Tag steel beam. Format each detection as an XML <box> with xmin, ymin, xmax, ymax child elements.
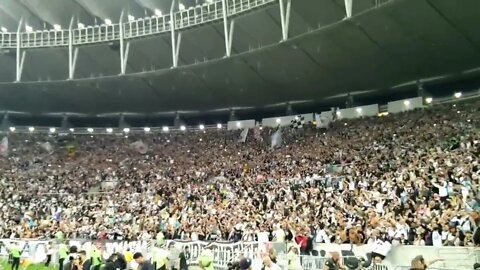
<box><xmin>15</xmin><ymin>18</ymin><xmax>24</xmax><ymax>82</ymax></box>
<box><xmin>221</xmin><ymin>0</ymin><xmax>235</xmax><ymax>57</ymax></box>
<box><xmin>68</xmin><ymin>16</ymin><xmax>78</xmax><ymax>80</ymax></box>
<box><xmin>119</xmin><ymin>10</ymin><xmax>127</xmax><ymax>75</ymax></box>
<box><xmin>344</xmin><ymin>0</ymin><xmax>353</xmax><ymax>18</ymax></box>
<box><xmin>278</xmin><ymin>0</ymin><xmax>291</xmax><ymax>41</ymax></box>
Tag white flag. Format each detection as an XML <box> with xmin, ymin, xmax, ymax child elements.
<box><xmin>0</xmin><ymin>137</ymin><xmax>8</xmax><ymax>157</ymax></box>
<box><xmin>130</xmin><ymin>140</ymin><xmax>148</xmax><ymax>154</ymax></box>
<box><xmin>315</xmin><ymin>113</ymin><xmax>331</xmax><ymax>129</ymax></box>
<box><xmin>41</xmin><ymin>142</ymin><xmax>53</xmax><ymax>153</ymax></box>
<box><xmin>238</xmin><ymin>128</ymin><xmax>249</xmax><ymax>143</ymax></box>
<box><xmin>271</xmin><ymin>129</ymin><xmax>283</xmax><ymax>149</ymax></box>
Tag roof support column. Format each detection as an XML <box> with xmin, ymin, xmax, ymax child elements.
<box><xmin>119</xmin><ymin>10</ymin><xmax>130</xmax><ymax>75</ymax></box>
<box><xmin>344</xmin><ymin>0</ymin><xmax>353</xmax><ymax>18</ymax></box>
<box><xmin>278</xmin><ymin>0</ymin><xmax>291</xmax><ymax>41</ymax></box>
<box><xmin>15</xmin><ymin>18</ymin><xmax>26</xmax><ymax>82</ymax></box>
<box><xmin>170</xmin><ymin>0</ymin><xmax>182</xmax><ymax>68</ymax></box>
<box><xmin>68</xmin><ymin>16</ymin><xmax>78</xmax><ymax>80</ymax></box>
<box><xmin>221</xmin><ymin>0</ymin><xmax>235</xmax><ymax>57</ymax></box>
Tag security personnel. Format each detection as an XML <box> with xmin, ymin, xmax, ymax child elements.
<box><xmin>9</xmin><ymin>242</ymin><xmax>21</xmax><ymax>270</ymax></box>
<box><xmin>124</xmin><ymin>248</ymin><xmax>133</xmax><ymax>267</ymax></box>
<box><xmin>58</xmin><ymin>242</ymin><xmax>69</xmax><ymax>270</ymax></box>
<box><xmin>91</xmin><ymin>247</ymin><xmax>103</xmax><ymax>270</ymax></box>
<box><xmin>152</xmin><ymin>244</ymin><xmax>169</xmax><ymax>270</ymax></box>
<box><xmin>287</xmin><ymin>246</ymin><xmax>301</xmax><ymax>270</ymax></box>
<box><xmin>198</xmin><ymin>248</ymin><xmax>214</xmax><ymax>270</ymax></box>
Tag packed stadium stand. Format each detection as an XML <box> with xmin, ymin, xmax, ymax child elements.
<box><xmin>0</xmin><ymin>0</ymin><xmax>480</xmax><ymax>270</ymax></box>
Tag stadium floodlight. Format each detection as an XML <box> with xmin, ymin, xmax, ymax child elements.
<box><xmin>425</xmin><ymin>97</ymin><xmax>433</xmax><ymax>104</ymax></box>
<box><xmin>276</xmin><ymin>118</ymin><xmax>281</xmax><ymax>124</ymax></box>
<box><xmin>105</xmin><ymin>19</ymin><xmax>112</xmax><ymax>25</ymax></box>
<box><xmin>128</xmin><ymin>15</ymin><xmax>135</xmax><ymax>22</ymax></box>
<box><xmin>454</xmin><ymin>92</ymin><xmax>462</xmax><ymax>98</ymax></box>
<box><xmin>154</xmin><ymin>9</ymin><xmax>162</xmax><ymax>16</ymax></box>
<box><xmin>179</xmin><ymin>3</ymin><xmax>186</xmax><ymax>10</ymax></box>
<box><xmin>356</xmin><ymin>108</ymin><xmax>362</xmax><ymax>113</ymax></box>
<box><xmin>123</xmin><ymin>127</ymin><xmax>130</xmax><ymax>133</ymax></box>
<box><xmin>53</xmin><ymin>24</ymin><xmax>61</xmax><ymax>31</ymax></box>
<box><xmin>217</xmin><ymin>123</ymin><xmax>222</xmax><ymax>129</ymax></box>
<box><xmin>403</xmin><ymin>100</ymin><xmax>410</xmax><ymax>106</ymax></box>
<box><xmin>106</xmin><ymin>128</ymin><xmax>113</xmax><ymax>133</ymax></box>
<box><xmin>180</xmin><ymin>125</ymin><xmax>186</xmax><ymax>131</ymax></box>
<box><xmin>78</xmin><ymin>23</ymin><xmax>85</xmax><ymax>29</ymax></box>
<box><xmin>69</xmin><ymin>128</ymin><xmax>75</xmax><ymax>132</ymax></box>
<box><xmin>1</xmin><ymin>27</ymin><xmax>7</xmax><ymax>33</ymax></box>
<box><xmin>144</xmin><ymin>127</ymin><xmax>151</xmax><ymax>132</ymax></box>
<box><xmin>28</xmin><ymin>127</ymin><xmax>35</xmax><ymax>132</ymax></box>
<box><xmin>25</xmin><ymin>25</ymin><xmax>33</xmax><ymax>32</ymax></box>
<box><xmin>87</xmin><ymin>128</ymin><xmax>94</xmax><ymax>133</ymax></box>
<box><xmin>162</xmin><ymin>126</ymin><xmax>169</xmax><ymax>132</ymax></box>
<box><xmin>9</xmin><ymin>127</ymin><xmax>15</xmax><ymax>132</ymax></box>
<box><xmin>199</xmin><ymin>124</ymin><xmax>205</xmax><ymax>130</ymax></box>
<box><xmin>49</xmin><ymin>127</ymin><xmax>56</xmax><ymax>133</ymax></box>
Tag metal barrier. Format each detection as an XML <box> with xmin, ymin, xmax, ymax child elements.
<box><xmin>0</xmin><ymin>0</ymin><xmax>276</xmax><ymax>49</ymax></box>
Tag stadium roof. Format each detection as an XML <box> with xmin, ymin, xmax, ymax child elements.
<box><xmin>0</xmin><ymin>0</ymin><xmax>480</xmax><ymax>116</ymax></box>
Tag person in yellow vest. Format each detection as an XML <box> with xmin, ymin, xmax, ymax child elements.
<box><xmin>198</xmin><ymin>248</ymin><xmax>214</xmax><ymax>270</ymax></box>
<box><xmin>124</xmin><ymin>248</ymin><xmax>133</xmax><ymax>263</ymax></box>
<box><xmin>287</xmin><ymin>246</ymin><xmax>301</xmax><ymax>270</ymax></box>
<box><xmin>152</xmin><ymin>244</ymin><xmax>169</xmax><ymax>270</ymax></box>
<box><xmin>58</xmin><ymin>242</ymin><xmax>69</xmax><ymax>270</ymax></box>
<box><xmin>91</xmin><ymin>247</ymin><xmax>103</xmax><ymax>270</ymax></box>
<box><xmin>8</xmin><ymin>242</ymin><xmax>21</xmax><ymax>270</ymax></box>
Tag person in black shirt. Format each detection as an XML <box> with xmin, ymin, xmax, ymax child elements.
<box><xmin>178</xmin><ymin>247</ymin><xmax>190</xmax><ymax>270</ymax></box>
<box><xmin>133</xmin><ymin>252</ymin><xmax>154</xmax><ymax>270</ymax></box>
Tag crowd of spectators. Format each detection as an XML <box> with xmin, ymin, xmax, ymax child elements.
<box><xmin>0</xmin><ymin>100</ymin><xmax>479</xmax><ymax>251</ymax></box>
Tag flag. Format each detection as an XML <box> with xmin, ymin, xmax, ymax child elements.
<box><xmin>253</xmin><ymin>127</ymin><xmax>263</xmax><ymax>142</ymax></box>
<box><xmin>315</xmin><ymin>113</ymin><xmax>331</xmax><ymax>129</ymax></box>
<box><xmin>290</xmin><ymin>116</ymin><xmax>305</xmax><ymax>129</ymax></box>
<box><xmin>238</xmin><ymin>128</ymin><xmax>249</xmax><ymax>143</ymax></box>
<box><xmin>0</xmin><ymin>137</ymin><xmax>8</xmax><ymax>157</ymax></box>
<box><xmin>66</xmin><ymin>144</ymin><xmax>76</xmax><ymax>157</ymax></box>
<box><xmin>271</xmin><ymin>129</ymin><xmax>283</xmax><ymax>149</ymax></box>
<box><xmin>41</xmin><ymin>142</ymin><xmax>53</xmax><ymax>153</ymax></box>
<box><xmin>131</xmin><ymin>140</ymin><xmax>148</xmax><ymax>154</ymax></box>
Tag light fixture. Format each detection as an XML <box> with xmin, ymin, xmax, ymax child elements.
<box><xmin>336</xmin><ymin>111</ymin><xmax>341</xmax><ymax>116</ymax></box>
<box><xmin>69</xmin><ymin>128</ymin><xmax>75</xmax><ymax>132</ymax></box>
<box><xmin>259</xmin><ymin>127</ymin><xmax>263</xmax><ymax>130</ymax></box>
<box><xmin>199</xmin><ymin>124</ymin><xmax>205</xmax><ymax>130</ymax></box>
<box><xmin>425</xmin><ymin>97</ymin><xmax>433</xmax><ymax>104</ymax></box>
<box><xmin>457</xmin><ymin>111</ymin><xmax>461</xmax><ymax>114</ymax></box>
<box><xmin>77</xmin><ymin>23</ymin><xmax>85</xmax><ymax>29</ymax></box>
<box><xmin>154</xmin><ymin>9</ymin><xmax>163</xmax><ymax>16</ymax></box>
<box><xmin>236</xmin><ymin>122</ymin><xmax>241</xmax><ymax>128</ymax></box>
<box><xmin>53</xmin><ymin>24</ymin><xmax>61</xmax><ymax>31</ymax></box>
<box><xmin>179</xmin><ymin>3</ymin><xmax>186</xmax><ymax>10</ymax></box>
<box><xmin>25</xmin><ymin>25</ymin><xmax>33</xmax><ymax>32</ymax></box>
<box><xmin>356</xmin><ymin>108</ymin><xmax>362</xmax><ymax>113</ymax></box>
<box><xmin>162</xmin><ymin>126</ymin><xmax>169</xmax><ymax>132</ymax></box>
<box><xmin>105</xmin><ymin>19</ymin><xmax>112</xmax><ymax>25</ymax></box>
<box><xmin>128</xmin><ymin>15</ymin><xmax>135</xmax><ymax>22</ymax></box>
<box><xmin>403</xmin><ymin>100</ymin><xmax>410</xmax><ymax>106</ymax></box>
<box><xmin>106</xmin><ymin>128</ymin><xmax>113</xmax><ymax>133</ymax></box>
<box><xmin>217</xmin><ymin>123</ymin><xmax>222</xmax><ymax>129</ymax></box>
<box><xmin>28</xmin><ymin>127</ymin><xmax>35</xmax><ymax>132</ymax></box>
<box><xmin>180</xmin><ymin>125</ymin><xmax>186</xmax><ymax>131</ymax></box>
<box><xmin>276</xmin><ymin>118</ymin><xmax>281</xmax><ymax>124</ymax></box>
<box><xmin>1</xmin><ymin>27</ymin><xmax>7</xmax><ymax>33</ymax></box>
<box><xmin>9</xmin><ymin>127</ymin><xmax>15</xmax><ymax>132</ymax></box>
<box><xmin>199</xmin><ymin>138</ymin><xmax>202</xmax><ymax>142</ymax></box>
<box><xmin>294</xmin><ymin>116</ymin><xmax>299</xmax><ymax>120</ymax></box>
<box><xmin>144</xmin><ymin>127</ymin><xmax>151</xmax><ymax>132</ymax></box>
<box><xmin>344</xmin><ymin>123</ymin><xmax>347</xmax><ymax>126</ymax></box>
<box><xmin>87</xmin><ymin>128</ymin><xmax>94</xmax><ymax>133</ymax></box>
<box><xmin>454</xmin><ymin>92</ymin><xmax>462</xmax><ymax>98</ymax></box>
<box><xmin>49</xmin><ymin>127</ymin><xmax>56</xmax><ymax>133</ymax></box>
<box><xmin>123</xmin><ymin>128</ymin><xmax>130</xmax><ymax>133</ymax></box>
